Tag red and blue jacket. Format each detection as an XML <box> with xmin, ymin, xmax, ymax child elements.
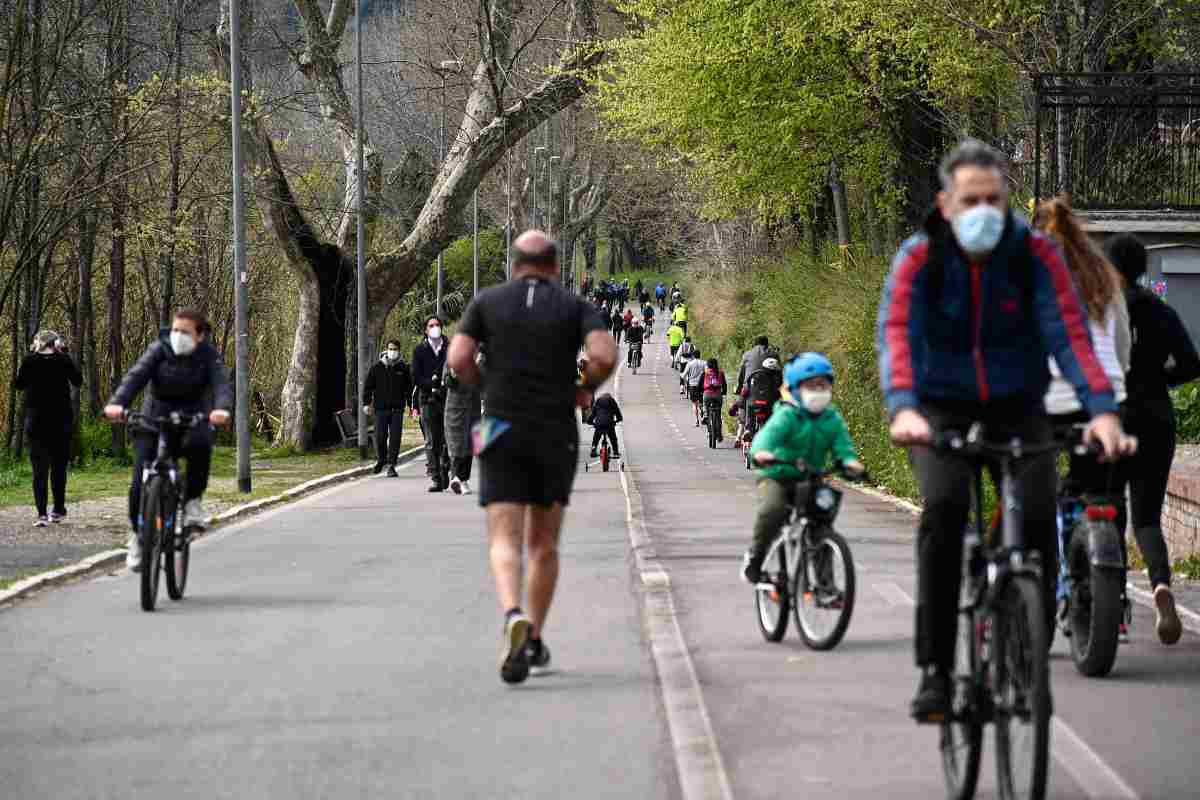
<box><xmin>877</xmin><ymin>210</ymin><xmax>1116</xmax><ymax>419</ymax></box>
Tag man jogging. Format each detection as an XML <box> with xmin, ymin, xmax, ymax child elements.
<box><xmin>448</xmin><ymin>230</ymin><xmax>617</xmax><ymax>685</ymax></box>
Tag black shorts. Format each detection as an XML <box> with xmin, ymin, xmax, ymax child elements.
<box><xmin>670</xmin><ymin>345</ymin><xmax>679</xmax><ymax>358</ymax></box>
<box><xmin>688</xmin><ymin>385</ymin><xmax>703</xmax><ymax>403</ymax></box>
<box><xmin>479</xmin><ymin>423</ymin><xmax>579</xmax><ymax>507</ymax></box>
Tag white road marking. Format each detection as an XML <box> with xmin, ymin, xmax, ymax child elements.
<box><xmin>873</xmin><ymin>581</ymin><xmax>914</xmax><ymax>607</ymax></box>
<box><xmin>1052</xmin><ymin>718</ymin><xmax>1140</xmax><ymax>800</ymax></box>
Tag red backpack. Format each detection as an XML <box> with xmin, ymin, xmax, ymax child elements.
<box><xmin>703</xmin><ymin>368</ymin><xmax>723</xmax><ymax>393</ymax></box>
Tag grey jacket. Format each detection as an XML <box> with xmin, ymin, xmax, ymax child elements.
<box><xmin>443</xmin><ymin>365</ymin><xmax>482</xmax><ymax>462</ymax></box>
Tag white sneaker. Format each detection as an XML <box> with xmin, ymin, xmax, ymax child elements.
<box><xmin>460</xmin><ymin>480</ymin><xmax>472</xmax><ymax>495</ymax></box>
<box><xmin>182</xmin><ymin>499</ymin><xmax>207</xmax><ymax>531</ymax></box>
<box><xmin>33</xmin><ymin>516</ymin><xmax>48</xmax><ymax>528</ymax></box>
<box><xmin>449</xmin><ymin>476</ymin><xmax>463</xmax><ymax>495</ymax></box>
<box><xmin>125</xmin><ymin>533</ymin><xmax>143</xmax><ymax>572</ymax></box>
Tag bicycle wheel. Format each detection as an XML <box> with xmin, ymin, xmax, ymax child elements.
<box><xmin>166</xmin><ymin>506</ymin><xmax>190</xmax><ymax>601</ymax></box>
<box><xmin>139</xmin><ymin>477</ymin><xmax>165</xmax><ymax>612</ymax></box>
<box><xmin>755</xmin><ymin>538</ymin><xmax>790</xmax><ymax>642</ymax></box>
<box><xmin>994</xmin><ymin>575</ymin><xmax>1051</xmax><ymax>800</ymax></box>
<box><xmin>1066</xmin><ymin>533</ymin><xmax>1122</xmax><ymax>677</ymax></box>
<box><xmin>793</xmin><ymin>526</ymin><xmax>855</xmax><ymax>650</ymax></box>
<box><xmin>942</xmin><ymin>589</ymin><xmax>983</xmax><ymax>800</ymax></box>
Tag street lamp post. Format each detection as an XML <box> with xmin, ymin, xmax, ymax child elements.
<box><xmin>548</xmin><ymin>155</ymin><xmax>560</xmax><ymax>279</ymax></box>
<box><xmin>533</xmin><ymin>146</ymin><xmax>546</xmax><ymax>229</ymax></box>
<box><xmin>435</xmin><ymin>59</ymin><xmax>462</xmax><ymax>319</ymax></box>
<box><xmin>229</xmin><ymin>0</ymin><xmax>250</xmax><ymax>491</ymax></box>
<box><xmin>354</xmin><ymin>0</ymin><xmax>368</xmax><ymax>459</ymax></box>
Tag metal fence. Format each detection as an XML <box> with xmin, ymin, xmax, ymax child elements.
<box><xmin>1034</xmin><ymin>73</ymin><xmax>1200</xmax><ymax>210</ymax></box>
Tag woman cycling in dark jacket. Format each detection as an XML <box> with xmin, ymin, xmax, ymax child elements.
<box><xmin>104</xmin><ymin>308</ymin><xmax>232</xmax><ymax>572</ymax></box>
<box><xmin>1106</xmin><ymin>234</ymin><xmax>1200</xmax><ymax>644</ymax></box>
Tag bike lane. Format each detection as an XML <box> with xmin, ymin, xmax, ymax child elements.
<box><xmin>616</xmin><ymin>335</ymin><xmax>1194</xmax><ymax>799</ymax></box>
<box><xmin>0</xmin><ymin>435</ymin><xmax>675</xmax><ymax>798</ymax></box>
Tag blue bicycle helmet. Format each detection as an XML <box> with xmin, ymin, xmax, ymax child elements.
<box><xmin>784</xmin><ymin>352</ymin><xmax>835</xmax><ymax>389</ymax></box>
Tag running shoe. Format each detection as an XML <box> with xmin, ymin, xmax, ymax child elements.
<box><xmin>372</xmin><ymin>461</ymin><xmax>385</xmax><ymax>475</ymax></box>
<box><xmin>182</xmin><ymin>499</ymin><xmax>208</xmax><ymax>531</ymax></box>
<box><xmin>449</xmin><ymin>476</ymin><xmax>463</xmax><ymax>495</ymax></box>
<box><xmin>1154</xmin><ymin>584</ymin><xmax>1183</xmax><ymax>645</ymax></box>
<box><xmin>386</xmin><ymin>466</ymin><xmax>399</xmax><ymax>478</ymax></box>
<box><xmin>527</xmin><ymin>637</ymin><xmax>552</xmax><ymax>676</ymax></box>
<box><xmin>741</xmin><ymin>551</ymin><xmax>762</xmax><ymax>584</ymax></box>
<box><xmin>33</xmin><ymin>516</ymin><xmax>49</xmax><ymax>528</ymax></box>
<box><xmin>460</xmin><ymin>481</ymin><xmax>473</xmax><ymax>495</ymax></box>
<box><xmin>50</xmin><ymin>509</ymin><xmax>67</xmax><ymax>523</ymax></box>
<box><xmin>500</xmin><ymin>613</ymin><xmax>532</xmax><ymax>684</ymax></box>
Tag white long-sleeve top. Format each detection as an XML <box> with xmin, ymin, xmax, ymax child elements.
<box><xmin>1045</xmin><ymin>293</ymin><xmax>1130</xmax><ymax>415</ymax></box>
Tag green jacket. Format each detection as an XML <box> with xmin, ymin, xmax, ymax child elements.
<box><xmin>749</xmin><ymin>400</ymin><xmax>857</xmax><ymax>481</ymax></box>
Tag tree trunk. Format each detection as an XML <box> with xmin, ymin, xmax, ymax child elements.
<box><xmin>160</xmin><ymin>4</ymin><xmax>184</xmax><ymax>327</ymax></box>
<box><xmin>829</xmin><ymin>160</ymin><xmax>851</xmax><ymax>247</ymax></box>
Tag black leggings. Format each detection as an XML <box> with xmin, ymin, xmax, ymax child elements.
<box><xmin>591</xmin><ymin>425</ymin><xmax>618</xmax><ymax>454</ymax></box>
<box><xmin>29</xmin><ymin>434</ymin><xmax>69</xmax><ymax>516</ymax></box>
<box><xmin>1125</xmin><ymin>415</ymin><xmax>1176</xmax><ymax>587</ymax></box>
<box><xmin>128</xmin><ymin>435</ymin><xmax>212</xmax><ymax>532</ymax></box>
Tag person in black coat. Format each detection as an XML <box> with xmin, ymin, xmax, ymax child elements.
<box><xmin>1106</xmin><ymin>234</ymin><xmax>1200</xmax><ymax>644</ymax></box>
<box><xmin>411</xmin><ymin>315</ymin><xmax>450</xmax><ymax>491</ymax></box>
<box><xmin>587</xmin><ymin>392</ymin><xmax>622</xmax><ymax>458</ymax></box>
<box><xmin>105</xmin><ymin>308</ymin><xmax>232</xmax><ymax>572</ymax></box>
<box><xmin>364</xmin><ymin>340</ymin><xmax>412</xmax><ymax>476</ymax></box>
<box><xmin>610</xmin><ymin>308</ymin><xmax>624</xmax><ymax>345</ymax></box>
<box><xmin>15</xmin><ymin>330</ymin><xmax>82</xmax><ymax>526</ymax></box>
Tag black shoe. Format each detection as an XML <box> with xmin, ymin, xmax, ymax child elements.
<box><xmin>386</xmin><ymin>466</ymin><xmax>399</xmax><ymax>477</ymax></box>
<box><xmin>526</xmin><ymin>637</ymin><xmax>552</xmax><ymax>676</ymax></box>
<box><xmin>428</xmin><ymin>481</ymin><xmax>444</xmax><ymax>492</ymax></box>
<box><xmin>910</xmin><ymin>668</ymin><xmax>951</xmax><ymax>722</ymax></box>
<box><xmin>500</xmin><ymin>613</ymin><xmax>533</xmax><ymax>684</ymax></box>
<box><xmin>611</xmin><ymin>450</ymin><xmax>621</xmax><ymax>458</ymax></box>
<box><xmin>741</xmin><ymin>551</ymin><xmax>763</xmax><ymax>584</ymax></box>
<box><xmin>372</xmin><ymin>461</ymin><xmax>385</xmax><ymax>475</ymax></box>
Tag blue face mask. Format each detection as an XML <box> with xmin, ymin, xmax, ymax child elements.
<box><xmin>951</xmin><ymin>204</ymin><xmax>1005</xmax><ymax>256</ymax></box>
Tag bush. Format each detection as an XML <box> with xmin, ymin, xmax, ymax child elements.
<box><xmin>1172</xmin><ymin>384</ymin><xmax>1200</xmax><ymax>443</ymax></box>
<box><xmin>682</xmin><ymin>245</ymin><xmax>920</xmax><ymax>501</ymax></box>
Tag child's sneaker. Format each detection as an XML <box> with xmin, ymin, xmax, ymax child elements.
<box><xmin>741</xmin><ymin>551</ymin><xmax>762</xmax><ymax>584</ymax></box>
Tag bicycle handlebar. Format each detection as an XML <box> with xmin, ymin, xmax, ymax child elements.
<box><xmin>933</xmin><ymin>423</ymin><xmax>1063</xmax><ymax>460</ymax></box>
<box><xmin>753</xmin><ymin>456</ymin><xmax>869</xmax><ymax>483</ymax></box>
<box><xmin>119</xmin><ymin>410</ymin><xmax>209</xmax><ymax>432</ymax></box>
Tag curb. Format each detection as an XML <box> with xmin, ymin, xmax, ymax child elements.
<box><xmin>0</xmin><ymin>445</ymin><xmax>424</xmax><ymax>608</ymax></box>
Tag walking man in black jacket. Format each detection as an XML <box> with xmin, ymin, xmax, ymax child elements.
<box><xmin>364</xmin><ymin>340</ymin><xmax>412</xmax><ymax>476</ymax></box>
<box><xmin>412</xmin><ymin>316</ymin><xmax>450</xmax><ymax>491</ymax></box>
<box><xmin>15</xmin><ymin>330</ymin><xmax>82</xmax><ymax>526</ymax></box>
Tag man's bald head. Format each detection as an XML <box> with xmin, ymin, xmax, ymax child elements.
<box><xmin>512</xmin><ymin>230</ymin><xmax>559</xmax><ymax>273</ymax></box>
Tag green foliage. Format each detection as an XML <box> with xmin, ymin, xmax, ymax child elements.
<box><xmin>1172</xmin><ymin>384</ymin><xmax>1200</xmax><ymax>443</ymax></box>
<box><xmin>683</xmin><ymin>245</ymin><xmax>919</xmax><ymax>500</ymax></box>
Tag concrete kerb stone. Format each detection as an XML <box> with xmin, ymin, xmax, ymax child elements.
<box><xmin>0</xmin><ymin>445</ymin><xmax>424</xmax><ymax>608</ymax></box>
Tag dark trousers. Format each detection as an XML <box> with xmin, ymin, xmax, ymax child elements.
<box><xmin>591</xmin><ymin>425</ymin><xmax>618</xmax><ymax>455</ymax></box>
<box><xmin>612</xmin><ymin>326</ymin><xmax>623</xmax><ymax>345</ymax></box>
<box><xmin>909</xmin><ymin>408</ymin><xmax>1057</xmax><ymax>671</ymax></box>
<box><xmin>128</xmin><ymin>434</ymin><xmax>212</xmax><ymax>532</ymax></box>
<box><xmin>1125</xmin><ymin>414</ymin><xmax>1176</xmax><ymax>587</ymax></box>
<box><xmin>375</xmin><ymin>409</ymin><xmax>404</xmax><ymax>466</ymax></box>
<box><xmin>29</xmin><ymin>433</ymin><xmax>69</xmax><ymax>516</ymax></box>
<box><xmin>421</xmin><ymin>399</ymin><xmax>447</xmax><ymax>479</ymax></box>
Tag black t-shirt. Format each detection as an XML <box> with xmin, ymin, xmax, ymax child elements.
<box><xmin>459</xmin><ymin>276</ymin><xmax>608</xmax><ymax>429</ymax></box>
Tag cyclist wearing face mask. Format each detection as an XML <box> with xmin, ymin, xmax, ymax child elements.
<box><xmin>741</xmin><ymin>353</ymin><xmax>863</xmax><ymax>583</ymax></box>
<box><xmin>364</xmin><ymin>340</ymin><xmax>413</xmax><ymax>476</ymax></box>
<box><xmin>878</xmin><ymin>139</ymin><xmax>1134</xmax><ymax>721</ymax></box>
<box><xmin>105</xmin><ymin>309</ymin><xmax>232</xmax><ymax>571</ymax></box>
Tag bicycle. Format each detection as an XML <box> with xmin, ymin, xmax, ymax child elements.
<box><xmin>584</xmin><ymin>428</ymin><xmax>622</xmax><ymax>473</ymax></box>
<box><xmin>644</xmin><ymin>318</ymin><xmax>654</xmax><ymax>341</ymax></box>
<box><xmin>122</xmin><ymin>411</ymin><xmax>209</xmax><ymax>611</ymax></box>
<box><xmin>935</xmin><ymin>424</ymin><xmax>1053</xmax><ymax>800</ymax></box>
<box><xmin>629</xmin><ymin>341</ymin><xmax>643</xmax><ymax>374</ymax></box>
<box><xmin>752</xmin><ymin>458</ymin><xmax>862</xmax><ymax>649</ymax></box>
<box><xmin>1053</xmin><ymin>425</ymin><xmax>1127</xmax><ymax>677</ymax></box>
<box><xmin>704</xmin><ymin>398</ymin><xmax>722</xmax><ymax>449</ymax></box>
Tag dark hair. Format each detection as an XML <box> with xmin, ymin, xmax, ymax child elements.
<box><xmin>692</xmin><ymin>349</ymin><xmax>701</xmax><ymax>359</ymax></box>
<box><xmin>1105</xmin><ymin>233</ymin><xmax>1148</xmax><ymax>285</ymax></box>
<box><xmin>707</xmin><ymin>358</ymin><xmax>718</xmax><ymax>369</ymax></box>
<box><xmin>938</xmin><ymin>138</ymin><xmax>1008</xmax><ymax>190</ymax></box>
<box><xmin>386</xmin><ymin>339</ymin><xmax>401</xmax><ymax>349</ymax></box>
<box><xmin>173</xmin><ymin>308</ymin><xmax>210</xmax><ymax>335</ymax></box>
<box><xmin>755</xmin><ymin>335</ymin><xmax>768</xmax><ymax>347</ymax></box>
<box><xmin>425</xmin><ymin>315</ymin><xmax>442</xmax><ymax>328</ymax></box>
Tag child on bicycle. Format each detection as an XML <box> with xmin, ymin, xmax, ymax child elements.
<box><xmin>741</xmin><ymin>352</ymin><xmax>863</xmax><ymax>583</ymax></box>
<box><xmin>587</xmin><ymin>392</ymin><xmax>622</xmax><ymax>459</ymax></box>
<box><xmin>105</xmin><ymin>308</ymin><xmax>232</xmax><ymax>572</ymax></box>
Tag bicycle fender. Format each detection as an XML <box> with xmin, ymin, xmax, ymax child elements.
<box><xmin>1085</xmin><ymin>520</ymin><xmax>1125</xmax><ymax>570</ymax></box>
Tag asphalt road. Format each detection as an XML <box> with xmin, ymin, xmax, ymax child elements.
<box><xmin>3</xmin><ymin>328</ymin><xmax>1199</xmax><ymax>800</ymax></box>
<box><xmin>620</xmin><ymin>335</ymin><xmax>1200</xmax><ymax>799</ymax></box>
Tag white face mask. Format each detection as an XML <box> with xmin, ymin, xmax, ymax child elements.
<box><xmin>427</xmin><ymin>326</ymin><xmax>442</xmax><ymax>341</ymax></box>
<box><xmin>951</xmin><ymin>204</ymin><xmax>1005</xmax><ymax>256</ymax></box>
<box><xmin>386</xmin><ymin>349</ymin><xmax>400</xmax><ymax>363</ymax></box>
<box><xmin>170</xmin><ymin>331</ymin><xmax>197</xmax><ymax>356</ymax></box>
<box><xmin>800</xmin><ymin>388</ymin><xmax>832</xmax><ymax>415</ymax></box>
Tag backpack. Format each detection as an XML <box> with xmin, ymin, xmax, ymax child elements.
<box><xmin>703</xmin><ymin>368</ymin><xmax>723</xmax><ymax>393</ymax></box>
<box><xmin>748</xmin><ymin>368</ymin><xmax>782</xmax><ymax>403</ymax></box>
<box><xmin>679</xmin><ymin>341</ymin><xmax>694</xmax><ymax>358</ymax></box>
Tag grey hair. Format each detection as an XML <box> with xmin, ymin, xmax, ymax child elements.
<box><xmin>938</xmin><ymin>138</ymin><xmax>1008</xmax><ymax>190</ymax></box>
